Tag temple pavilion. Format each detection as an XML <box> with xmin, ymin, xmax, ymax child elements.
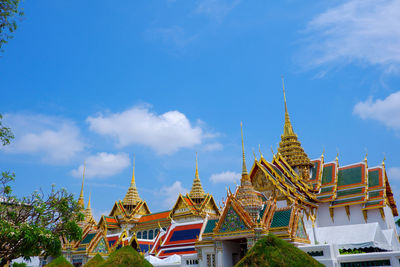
<box><xmin>40</xmin><ymin>81</ymin><xmax>400</xmax><ymax>267</ymax></box>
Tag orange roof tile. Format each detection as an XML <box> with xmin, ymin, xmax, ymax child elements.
<box><xmin>139</xmin><ymin>211</ymin><xmax>170</xmax><ymax>223</ymax></box>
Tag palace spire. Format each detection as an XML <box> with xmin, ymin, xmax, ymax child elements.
<box><xmin>282</xmin><ymin>78</ymin><xmax>295</xmax><ymax>137</ymax></box>
<box><xmin>278</xmin><ymin>77</ymin><xmax>313</xmax><ymax>181</ymax></box>
<box><xmin>189</xmin><ymin>153</ymin><xmax>206</xmax><ymax>201</ymax></box>
<box><xmin>236</xmin><ymin>122</ymin><xmax>262</xmax><ymax>220</ymax></box>
<box><xmin>78</xmin><ymin>162</ymin><xmax>86</xmax><ymax>208</ymax></box>
<box><xmin>241</xmin><ymin>122</ymin><xmax>249</xmax><ymax>179</ymax></box>
<box><xmin>123</xmin><ymin>155</ymin><xmax>141</xmax><ymax>206</ymax></box>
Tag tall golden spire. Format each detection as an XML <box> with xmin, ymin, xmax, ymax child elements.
<box><xmin>236</xmin><ymin>123</ymin><xmax>262</xmax><ymax>220</ymax></box>
<box><xmin>123</xmin><ymin>155</ymin><xmax>141</xmax><ymax>206</ymax></box>
<box><xmin>78</xmin><ymin>162</ymin><xmax>86</xmax><ymax>208</ymax></box>
<box><xmin>83</xmin><ymin>192</ymin><xmax>96</xmax><ymax>224</ymax></box>
<box><xmin>131</xmin><ymin>154</ymin><xmax>136</xmax><ymax>186</ymax></box>
<box><xmin>282</xmin><ymin>76</ymin><xmax>295</xmax><ymax>137</ymax></box>
<box><xmin>278</xmin><ymin>78</ymin><xmax>313</xmax><ymax>181</ymax></box>
<box><xmin>241</xmin><ymin>122</ymin><xmax>248</xmax><ymax>176</ymax></box>
<box><xmin>189</xmin><ymin>152</ymin><xmax>206</xmax><ymax>201</ymax></box>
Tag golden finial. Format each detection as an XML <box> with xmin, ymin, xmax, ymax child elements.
<box><xmin>382</xmin><ymin>153</ymin><xmax>386</xmax><ymax>166</ymax></box>
<box><xmin>252</xmin><ymin>148</ymin><xmax>257</xmax><ymax>161</ymax></box>
<box><xmin>240</xmin><ymin>122</ymin><xmax>248</xmax><ymax>175</ymax></box>
<box><xmin>195</xmin><ymin>152</ymin><xmax>199</xmax><ymax>179</ymax></box>
<box><xmin>282</xmin><ymin>76</ymin><xmax>295</xmax><ymax>137</ymax></box>
<box><xmin>270</xmin><ymin>146</ymin><xmax>274</xmax><ymax>155</ymax></box>
<box><xmin>78</xmin><ymin>161</ymin><xmax>86</xmax><ymax>208</ymax></box>
<box><xmin>321</xmin><ymin>148</ymin><xmax>325</xmax><ymax>159</ymax></box>
<box><xmin>259</xmin><ymin>144</ymin><xmax>263</xmax><ymax>158</ymax></box>
<box><xmin>336</xmin><ymin>148</ymin><xmax>339</xmax><ymax>164</ymax></box>
<box><xmin>364</xmin><ymin>148</ymin><xmax>368</xmax><ymax>161</ymax></box>
<box><xmin>87</xmin><ymin>191</ymin><xmax>91</xmax><ymax>209</ymax></box>
<box><xmin>131</xmin><ymin>154</ymin><xmax>136</xmax><ymax>186</ymax></box>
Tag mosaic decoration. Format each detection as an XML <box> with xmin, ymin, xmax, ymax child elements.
<box><xmin>219</xmin><ymin>207</ymin><xmax>248</xmax><ymax>233</ymax></box>
<box><xmin>296</xmin><ymin>218</ymin><xmax>307</xmax><ymax>240</ymax></box>
<box><xmin>93</xmin><ymin>238</ymin><xmax>108</xmax><ymax>254</ymax></box>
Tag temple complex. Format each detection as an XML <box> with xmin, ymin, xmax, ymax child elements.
<box><xmin>40</xmin><ymin>82</ymin><xmax>400</xmax><ymax>267</ymax></box>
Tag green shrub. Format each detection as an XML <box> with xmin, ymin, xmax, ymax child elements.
<box><xmin>235</xmin><ymin>234</ymin><xmax>324</xmax><ymax>267</ymax></box>
<box><xmin>46</xmin><ymin>256</ymin><xmax>73</xmax><ymax>267</ymax></box>
<box><xmin>12</xmin><ymin>263</ymin><xmax>27</xmax><ymax>267</ymax></box>
<box><xmin>100</xmin><ymin>246</ymin><xmax>152</xmax><ymax>267</ymax></box>
<box><xmin>84</xmin><ymin>254</ymin><xmax>105</xmax><ymax>267</ymax></box>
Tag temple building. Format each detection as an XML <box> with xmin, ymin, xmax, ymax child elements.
<box><xmin>41</xmin><ymin>82</ymin><xmax>400</xmax><ymax>267</ymax></box>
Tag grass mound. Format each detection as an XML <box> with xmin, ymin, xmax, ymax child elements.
<box><xmin>235</xmin><ymin>234</ymin><xmax>323</xmax><ymax>267</ymax></box>
<box><xmin>99</xmin><ymin>246</ymin><xmax>152</xmax><ymax>267</ymax></box>
<box><xmin>46</xmin><ymin>256</ymin><xmax>73</xmax><ymax>267</ymax></box>
<box><xmin>84</xmin><ymin>254</ymin><xmax>104</xmax><ymax>267</ymax></box>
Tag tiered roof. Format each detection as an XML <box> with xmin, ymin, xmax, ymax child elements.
<box><xmin>123</xmin><ymin>158</ymin><xmax>141</xmax><ymax>206</ymax></box>
<box><xmin>189</xmin><ymin>153</ymin><xmax>206</xmax><ymax>201</ymax></box>
<box><xmin>277</xmin><ymin>80</ymin><xmax>313</xmax><ymax>181</ymax></box>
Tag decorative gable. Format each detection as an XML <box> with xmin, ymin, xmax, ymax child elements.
<box><xmin>93</xmin><ymin>238</ymin><xmax>108</xmax><ymax>254</ymax></box>
<box><xmin>218</xmin><ymin>206</ymin><xmax>249</xmax><ymax>233</ymax></box>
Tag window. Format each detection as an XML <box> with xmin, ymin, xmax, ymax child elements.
<box><xmin>155</xmin><ymin>229</ymin><xmax>159</xmax><ymax>237</ymax></box>
<box><xmin>143</xmin><ymin>231</ymin><xmax>147</xmax><ymax>239</ymax></box>
<box><xmin>149</xmin><ymin>230</ymin><xmax>154</xmax><ymax>239</ymax></box>
<box><xmin>207</xmin><ymin>254</ymin><xmax>215</xmax><ymax>267</ymax></box>
<box><xmin>137</xmin><ymin>232</ymin><xmax>141</xmax><ymax>239</ymax></box>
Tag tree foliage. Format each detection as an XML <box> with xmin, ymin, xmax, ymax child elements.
<box><xmin>0</xmin><ymin>115</ymin><xmax>83</xmax><ymax>266</ymax></box>
<box><xmin>0</xmin><ymin>0</ymin><xmax>24</xmax><ymax>52</ymax></box>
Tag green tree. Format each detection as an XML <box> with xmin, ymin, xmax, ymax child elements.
<box><xmin>0</xmin><ymin>0</ymin><xmax>24</xmax><ymax>52</ymax></box>
<box><xmin>0</xmin><ymin>115</ymin><xmax>83</xmax><ymax>266</ymax></box>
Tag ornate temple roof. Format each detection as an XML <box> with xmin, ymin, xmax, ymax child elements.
<box><xmin>123</xmin><ymin>157</ymin><xmax>142</xmax><ymax>206</ymax></box>
<box><xmin>189</xmin><ymin>153</ymin><xmax>206</xmax><ymax>200</ymax></box>
<box><xmin>277</xmin><ymin>79</ymin><xmax>313</xmax><ymax>179</ymax></box>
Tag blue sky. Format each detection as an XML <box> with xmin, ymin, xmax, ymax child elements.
<box><xmin>1</xmin><ymin>0</ymin><xmax>400</xmax><ymax>220</ymax></box>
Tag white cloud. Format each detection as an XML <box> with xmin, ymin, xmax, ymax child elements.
<box><xmin>304</xmin><ymin>0</ymin><xmax>400</xmax><ymax>68</ymax></box>
<box><xmin>195</xmin><ymin>0</ymin><xmax>240</xmax><ymax>21</ymax></box>
<box><xmin>71</xmin><ymin>152</ymin><xmax>130</xmax><ymax>178</ymax></box>
<box><xmin>159</xmin><ymin>181</ymin><xmax>188</xmax><ymax>209</ymax></box>
<box><xmin>1</xmin><ymin>114</ymin><xmax>84</xmax><ymax>162</ymax></box>
<box><xmin>353</xmin><ymin>91</ymin><xmax>400</xmax><ymax>129</ymax></box>
<box><xmin>87</xmin><ymin>106</ymin><xmax>206</xmax><ymax>155</ymax></box>
<box><xmin>388</xmin><ymin>167</ymin><xmax>400</xmax><ymax>181</ymax></box>
<box><xmin>210</xmin><ymin>171</ymin><xmax>240</xmax><ymax>183</ymax></box>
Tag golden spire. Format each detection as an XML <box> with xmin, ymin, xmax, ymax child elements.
<box><xmin>123</xmin><ymin>155</ymin><xmax>141</xmax><ymax>206</ymax></box>
<box><xmin>382</xmin><ymin>153</ymin><xmax>386</xmax><ymax>166</ymax></box>
<box><xmin>189</xmin><ymin>152</ymin><xmax>206</xmax><ymax>201</ymax></box>
<box><xmin>278</xmin><ymin>78</ymin><xmax>313</xmax><ymax>181</ymax></box>
<box><xmin>236</xmin><ymin>122</ymin><xmax>263</xmax><ymax>221</ymax></box>
<box><xmin>259</xmin><ymin>144</ymin><xmax>263</xmax><ymax>158</ymax></box>
<box><xmin>131</xmin><ymin>154</ymin><xmax>136</xmax><ymax>186</ymax></box>
<box><xmin>241</xmin><ymin>122</ymin><xmax>248</xmax><ymax>176</ymax></box>
<box><xmin>84</xmin><ymin>191</ymin><xmax>95</xmax><ymax>224</ymax></box>
<box><xmin>78</xmin><ymin>162</ymin><xmax>86</xmax><ymax>208</ymax></box>
<box><xmin>282</xmin><ymin>76</ymin><xmax>295</xmax><ymax>137</ymax></box>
